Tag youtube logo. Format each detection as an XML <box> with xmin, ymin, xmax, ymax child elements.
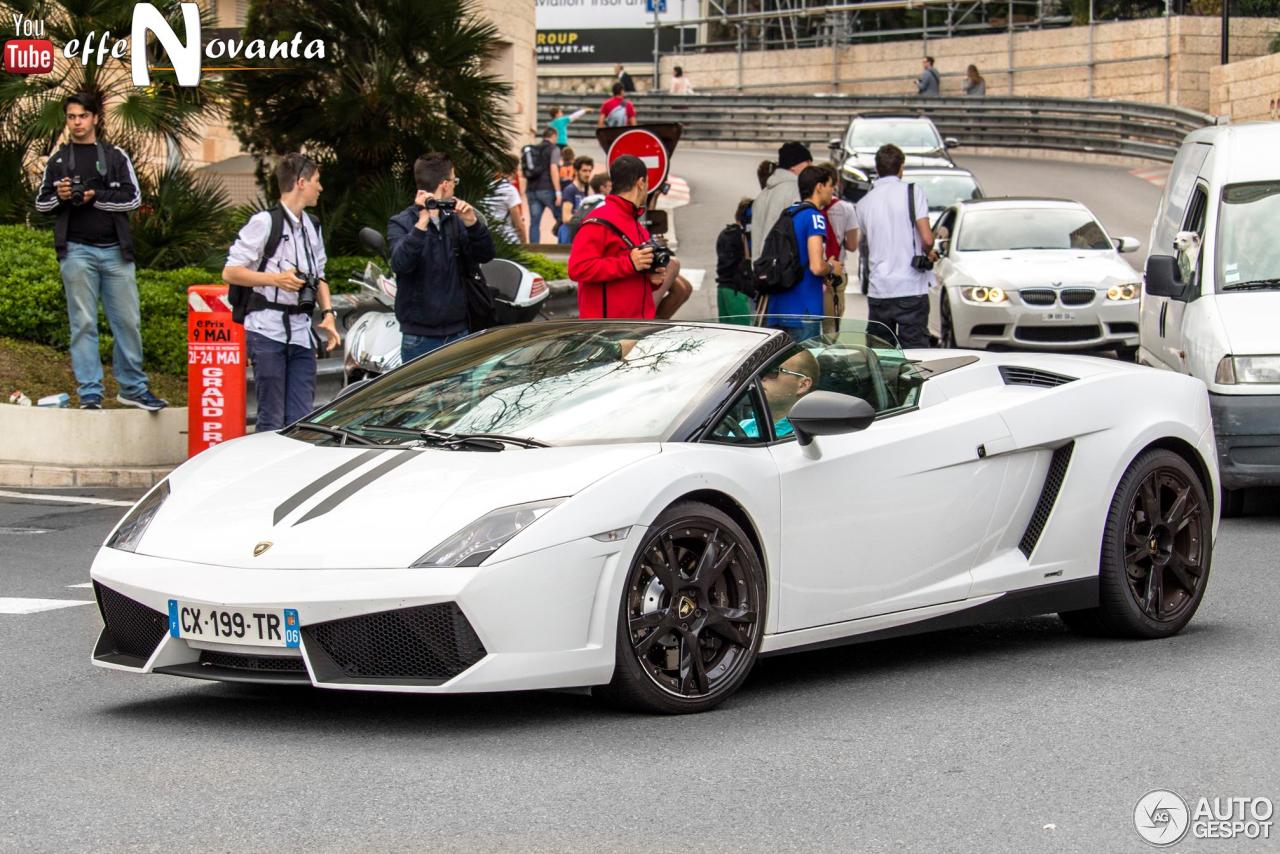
<box><xmin>4</xmin><ymin>40</ymin><xmax>54</xmax><ymax>75</ymax></box>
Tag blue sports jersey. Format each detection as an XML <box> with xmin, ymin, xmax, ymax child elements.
<box><xmin>766</xmin><ymin>203</ymin><xmax>827</xmax><ymax>319</ymax></box>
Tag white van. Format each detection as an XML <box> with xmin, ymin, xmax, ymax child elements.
<box><xmin>1142</xmin><ymin>123</ymin><xmax>1280</xmax><ymax>515</ymax></box>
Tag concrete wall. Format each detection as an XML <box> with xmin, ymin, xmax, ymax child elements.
<box><xmin>1211</xmin><ymin>52</ymin><xmax>1280</xmax><ymax>122</ymax></box>
<box><xmin>539</xmin><ymin>16</ymin><xmax>1280</xmax><ymax>112</ymax></box>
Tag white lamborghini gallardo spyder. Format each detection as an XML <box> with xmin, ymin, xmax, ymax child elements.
<box><xmin>91</xmin><ymin>318</ymin><xmax>1218</xmax><ymax>713</ymax></box>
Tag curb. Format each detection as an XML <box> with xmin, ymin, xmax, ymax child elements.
<box><xmin>0</xmin><ymin>462</ymin><xmax>170</xmax><ymax>489</ymax></box>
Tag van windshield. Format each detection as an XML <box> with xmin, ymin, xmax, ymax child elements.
<box><xmin>1217</xmin><ymin>182</ymin><xmax>1280</xmax><ymax>292</ymax></box>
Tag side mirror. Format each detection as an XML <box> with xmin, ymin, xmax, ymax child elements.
<box><xmin>359</xmin><ymin>227</ymin><xmax>390</xmax><ymax>261</ymax></box>
<box><xmin>788</xmin><ymin>391</ymin><xmax>877</xmax><ymax>446</ymax></box>
<box><xmin>944</xmin><ymin>137</ymin><xmax>959</xmax><ymax>149</ymax></box>
<box><xmin>828</xmin><ymin>137</ymin><xmax>843</xmax><ymax>152</ymax></box>
<box><xmin>1144</xmin><ymin>255</ymin><xmax>1192</xmax><ymax>301</ymax></box>
<box><xmin>1114</xmin><ymin>236</ymin><xmax>1141</xmax><ymax>254</ymax></box>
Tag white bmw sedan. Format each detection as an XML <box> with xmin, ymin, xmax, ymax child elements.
<box><xmin>929</xmin><ymin>198</ymin><xmax>1144</xmax><ymax>357</ymax></box>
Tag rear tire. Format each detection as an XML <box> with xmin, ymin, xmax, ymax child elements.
<box><xmin>1060</xmin><ymin>449</ymin><xmax>1212</xmax><ymax>639</ymax></box>
<box><xmin>596</xmin><ymin>501</ymin><xmax>765</xmax><ymax>714</ymax></box>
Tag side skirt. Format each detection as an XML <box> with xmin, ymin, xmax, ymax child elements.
<box><xmin>759</xmin><ymin>577</ymin><xmax>1098</xmax><ymax>659</ymax></box>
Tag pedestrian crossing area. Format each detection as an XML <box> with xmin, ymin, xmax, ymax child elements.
<box><xmin>0</xmin><ymin>584</ymin><xmax>95</xmax><ymax>614</ymax></box>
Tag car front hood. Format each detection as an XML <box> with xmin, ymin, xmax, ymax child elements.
<box><xmin>949</xmin><ymin>251</ymin><xmax>1140</xmax><ymax>288</ymax></box>
<box><xmin>1211</xmin><ymin>291</ymin><xmax>1280</xmax><ymax>355</ymax></box>
<box><xmin>131</xmin><ymin>433</ymin><xmax>660</xmax><ymax>569</ymax></box>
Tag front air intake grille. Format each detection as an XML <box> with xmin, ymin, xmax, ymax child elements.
<box><xmin>999</xmin><ymin>366</ymin><xmax>1077</xmax><ymax>388</ymax></box>
<box><xmin>1019</xmin><ymin>442</ymin><xmax>1075</xmax><ymax>558</ymax></box>
<box><xmin>94</xmin><ymin>582</ymin><xmax>168</xmax><ymax>660</ymax></box>
<box><xmin>1019</xmin><ymin>289</ymin><xmax>1056</xmax><ymax>306</ymax></box>
<box><xmin>199</xmin><ymin>651</ymin><xmax>309</xmax><ymax>674</ymax></box>
<box><xmin>303</xmin><ymin>603</ymin><xmax>486</xmax><ymax>683</ymax></box>
<box><xmin>1060</xmin><ymin>288</ymin><xmax>1096</xmax><ymax>307</ymax></box>
<box><xmin>1014</xmin><ymin>325</ymin><xmax>1102</xmax><ymax>343</ymax></box>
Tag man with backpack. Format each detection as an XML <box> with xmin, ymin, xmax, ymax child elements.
<box><xmin>34</xmin><ymin>92</ymin><xmax>166</xmax><ymax>411</ymax></box>
<box><xmin>715</xmin><ymin>198</ymin><xmax>756</xmax><ymax>324</ymax></box>
<box><xmin>750</xmin><ymin>141</ymin><xmax>811</xmax><ymax>263</ymax></box>
<box><xmin>754</xmin><ymin>166</ymin><xmax>842</xmax><ymax>342</ymax></box>
<box><xmin>598</xmin><ymin>83</ymin><xmax>637</xmax><ymax>129</ymax></box>
<box><xmin>521</xmin><ymin>127</ymin><xmax>562</xmax><ymax>243</ymax></box>
<box><xmin>916</xmin><ymin>56</ymin><xmax>941</xmax><ymax>97</ymax></box>
<box><xmin>222</xmin><ymin>153</ymin><xmax>340</xmax><ymax>432</ymax></box>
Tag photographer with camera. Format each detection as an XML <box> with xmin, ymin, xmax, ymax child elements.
<box><xmin>34</xmin><ymin>92</ymin><xmax>165</xmax><ymax>411</ymax></box>
<box><xmin>568</xmin><ymin>155</ymin><xmax>689</xmax><ymax>320</ymax></box>
<box><xmin>387</xmin><ymin>152</ymin><xmax>496</xmax><ymax>360</ymax></box>
<box><xmin>223</xmin><ymin>153</ymin><xmax>340</xmax><ymax>432</ymax></box>
<box><xmin>850</xmin><ymin>144</ymin><xmax>937</xmax><ymax>349</ymax></box>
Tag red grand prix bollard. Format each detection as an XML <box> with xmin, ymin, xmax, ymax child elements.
<box><xmin>187</xmin><ymin>285</ymin><xmax>246</xmax><ymax>458</ymax></box>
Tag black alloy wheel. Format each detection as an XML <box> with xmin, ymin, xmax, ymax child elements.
<box><xmin>1061</xmin><ymin>448</ymin><xmax>1212</xmax><ymax>638</ymax></box>
<box><xmin>598</xmin><ymin>501</ymin><xmax>765</xmax><ymax>714</ymax></box>
<box><xmin>940</xmin><ymin>292</ymin><xmax>957</xmax><ymax>349</ymax></box>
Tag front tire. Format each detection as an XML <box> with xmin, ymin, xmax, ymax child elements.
<box><xmin>940</xmin><ymin>291</ymin><xmax>958</xmax><ymax>348</ymax></box>
<box><xmin>1060</xmin><ymin>449</ymin><xmax>1211</xmax><ymax>638</ymax></box>
<box><xmin>597</xmin><ymin>501</ymin><xmax>765</xmax><ymax>714</ymax></box>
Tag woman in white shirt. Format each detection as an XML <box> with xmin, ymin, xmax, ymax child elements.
<box><xmin>669</xmin><ymin>66</ymin><xmax>694</xmax><ymax>95</ymax></box>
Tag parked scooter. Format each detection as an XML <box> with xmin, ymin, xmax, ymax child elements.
<box><xmin>343</xmin><ymin>227</ymin><xmax>549</xmax><ymax>383</ymax></box>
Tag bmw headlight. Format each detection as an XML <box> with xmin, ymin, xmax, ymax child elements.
<box><xmin>961</xmin><ymin>286</ymin><xmax>1007</xmax><ymax>304</ymax></box>
<box><xmin>1107</xmin><ymin>284</ymin><xmax>1138</xmax><ymax>301</ymax></box>
<box><xmin>413</xmin><ymin>498</ymin><xmax>565</xmax><ymax>567</ymax></box>
<box><xmin>106</xmin><ymin>480</ymin><xmax>170</xmax><ymax>553</ymax></box>
<box><xmin>1215</xmin><ymin>355</ymin><xmax>1280</xmax><ymax>385</ymax></box>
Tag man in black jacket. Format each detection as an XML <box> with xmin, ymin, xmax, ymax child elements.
<box><xmin>34</xmin><ymin>92</ymin><xmax>166</xmax><ymax>411</ymax></box>
<box><xmin>388</xmin><ymin>152</ymin><xmax>496</xmax><ymax>361</ymax></box>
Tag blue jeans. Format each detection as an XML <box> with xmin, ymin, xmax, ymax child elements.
<box><xmin>59</xmin><ymin>242</ymin><xmax>148</xmax><ymax>399</ymax></box>
<box><xmin>247</xmin><ymin>331</ymin><xmax>317</xmax><ymax>432</ymax></box>
<box><xmin>527</xmin><ymin>189</ymin><xmax>557</xmax><ymax>242</ymax></box>
<box><xmin>401</xmin><ymin>331</ymin><xmax>467</xmax><ymax>363</ymax></box>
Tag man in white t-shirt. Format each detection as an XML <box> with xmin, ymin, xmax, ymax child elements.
<box><xmin>483</xmin><ymin>172</ymin><xmax>527</xmax><ymax>243</ymax></box>
<box><xmin>850</xmin><ymin>144</ymin><xmax>937</xmax><ymax>349</ymax></box>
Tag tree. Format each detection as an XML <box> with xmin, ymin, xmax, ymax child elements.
<box><xmin>227</xmin><ymin>0</ymin><xmax>515</xmax><ymax>254</ymax></box>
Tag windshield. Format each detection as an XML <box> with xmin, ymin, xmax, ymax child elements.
<box><xmin>911</xmin><ymin>174</ymin><xmax>981</xmax><ymax>209</ymax></box>
<box><xmin>847</xmin><ymin>120</ymin><xmax>942</xmax><ymax>152</ymax></box>
<box><xmin>1217</xmin><ymin>181</ymin><xmax>1280</xmax><ymax>291</ymax></box>
<box><xmin>957</xmin><ymin>208</ymin><xmax>1113</xmax><ymax>252</ymax></box>
<box><xmin>304</xmin><ymin>322</ymin><xmax>769</xmax><ymax>445</ymax></box>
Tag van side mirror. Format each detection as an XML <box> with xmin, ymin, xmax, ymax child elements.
<box><xmin>1144</xmin><ymin>255</ymin><xmax>1192</xmax><ymax>301</ymax></box>
<box><xmin>788</xmin><ymin>392</ymin><xmax>877</xmax><ymax>446</ymax></box>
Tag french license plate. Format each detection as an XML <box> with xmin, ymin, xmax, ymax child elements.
<box><xmin>1044</xmin><ymin>311</ymin><xmax>1076</xmax><ymax>322</ymax></box>
<box><xmin>168</xmin><ymin>600</ymin><xmax>300</xmax><ymax>648</ymax></box>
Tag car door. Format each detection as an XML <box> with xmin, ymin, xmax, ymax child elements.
<box><xmin>763</xmin><ymin>343</ymin><xmax>1012</xmax><ymax>632</ymax></box>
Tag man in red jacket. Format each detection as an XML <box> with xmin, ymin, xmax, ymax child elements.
<box><xmin>569</xmin><ymin>155</ymin><xmax>689</xmax><ymax>319</ymax></box>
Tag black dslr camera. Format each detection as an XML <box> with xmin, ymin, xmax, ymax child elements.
<box><xmin>911</xmin><ymin>254</ymin><xmax>935</xmax><ymax>272</ymax></box>
<box><xmin>296</xmin><ymin>273</ymin><xmax>321</xmax><ymax>313</ymax></box>
<box><xmin>68</xmin><ymin>175</ymin><xmax>89</xmax><ymax>206</ymax></box>
<box><xmin>644</xmin><ymin>240</ymin><xmax>672</xmax><ymax>271</ymax></box>
<box><xmin>425</xmin><ymin>197</ymin><xmax>456</xmax><ymax>212</ymax></box>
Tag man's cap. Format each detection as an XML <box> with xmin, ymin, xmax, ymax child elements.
<box><xmin>778</xmin><ymin>141</ymin><xmax>812</xmax><ymax>170</ymax></box>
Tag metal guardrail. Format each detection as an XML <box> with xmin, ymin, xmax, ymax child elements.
<box><xmin>544</xmin><ymin>92</ymin><xmax>1216</xmax><ymax>162</ymax></box>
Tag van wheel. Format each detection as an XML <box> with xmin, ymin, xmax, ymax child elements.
<box><xmin>1115</xmin><ymin>345</ymin><xmax>1138</xmax><ymax>362</ymax></box>
<box><xmin>1220</xmin><ymin>487</ymin><xmax>1245</xmax><ymax>518</ymax></box>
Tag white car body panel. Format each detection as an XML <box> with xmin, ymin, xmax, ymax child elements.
<box><xmin>91</xmin><ymin>336</ymin><xmax>1218</xmax><ymax>696</ymax></box>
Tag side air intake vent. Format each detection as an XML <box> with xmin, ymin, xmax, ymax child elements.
<box><xmin>94</xmin><ymin>582</ymin><xmax>169</xmax><ymax>662</ymax></box>
<box><xmin>1019</xmin><ymin>442</ymin><xmax>1075</xmax><ymax>557</ymax></box>
<box><xmin>999</xmin><ymin>366</ymin><xmax>1077</xmax><ymax>388</ymax></box>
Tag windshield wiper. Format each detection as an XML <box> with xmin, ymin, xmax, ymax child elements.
<box><xmin>443</xmin><ymin>433</ymin><xmax>549</xmax><ymax>450</ymax></box>
<box><xmin>358</xmin><ymin>424</ymin><xmax>548</xmax><ymax>451</ymax></box>
<box><xmin>1223</xmin><ymin>278</ymin><xmax>1280</xmax><ymax>291</ymax></box>
<box><xmin>291</xmin><ymin>421</ymin><xmax>379</xmax><ymax>446</ymax></box>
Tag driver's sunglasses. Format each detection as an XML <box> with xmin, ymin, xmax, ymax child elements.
<box><xmin>765</xmin><ymin>368</ymin><xmax>808</xmax><ymax>381</ymax></box>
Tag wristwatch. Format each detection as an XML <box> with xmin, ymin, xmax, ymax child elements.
<box><xmin>320</xmin><ymin>308</ymin><xmax>337</xmax><ymax>318</ymax></box>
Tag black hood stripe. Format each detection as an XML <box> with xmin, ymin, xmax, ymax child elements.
<box><xmin>273</xmin><ymin>449</ymin><xmax>388</xmax><ymax>526</ymax></box>
<box><xmin>292</xmin><ymin>450</ymin><xmax>418</xmax><ymax>527</ymax></box>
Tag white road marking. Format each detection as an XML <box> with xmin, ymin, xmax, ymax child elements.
<box><xmin>67</xmin><ymin>583</ymin><xmax>93</xmax><ymax>589</ymax></box>
<box><xmin>0</xmin><ymin>598</ymin><xmax>94</xmax><ymax>614</ymax></box>
<box><xmin>0</xmin><ymin>490</ymin><xmax>134</xmax><ymax>507</ymax></box>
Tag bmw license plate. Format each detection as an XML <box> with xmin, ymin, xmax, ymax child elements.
<box><xmin>168</xmin><ymin>600</ymin><xmax>300</xmax><ymax>648</ymax></box>
<box><xmin>1044</xmin><ymin>311</ymin><xmax>1076</xmax><ymax>322</ymax></box>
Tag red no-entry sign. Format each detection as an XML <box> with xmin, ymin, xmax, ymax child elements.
<box><xmin>607</xmin><ymin>128</ymin><xmax>670</xmax><ymax>189</ymax></box>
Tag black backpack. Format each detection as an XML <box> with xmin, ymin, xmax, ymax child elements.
<box><xmin>751</xmin><ymin>203</ymin><xmax>813</xmax><ymax>296</ymax></box>
<box><xmin>226</xmin><ymin>206</ymin><xmax>320</xmax><ymax>324</ymax></box>
<box><xmin>520</xmin><ymin>141</ymin><xmax>551</xmax><ymax>182</ymax></box>
<box><xmin>565</xmin><ymin>196</ymin><xmax>605</xmax><ymax>243</ymax></box>
<box><xmin>715</xmin><ymin>222</ymin><xmax>756</xmax><ymax>297</ymax></box>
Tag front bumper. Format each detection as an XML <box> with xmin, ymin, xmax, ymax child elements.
<box><xmin>950</xmin><ymin>293</ymin><xmax>1138</xmax><ymax>351</ymax></box>
<box><xmin>90</xmin><ymin>532</ymin><xmax>641</xmax><ymax>694</ymax></box>
<box><xmin>1209</xmin><ymin>393</ymin><xmax>1280</xmax><ymax>490</ymax></box>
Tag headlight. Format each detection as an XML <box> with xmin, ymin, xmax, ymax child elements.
<box><xmin>413</xmin><ymin>498</ymin><xmax>565</xmax><ymax>567</ymax></box>
<box><xmin>1215</xmin><ymin>355</ymin><xmax>1280</xmax><ymax>385</ymax></box>
<box><xmin>961</xmin><ymin>286</ymin><xmax>1007</xmax><ymax>304</ymax></box>
<box><xmin>1107</xmin><ymin>284</ymin><xmax>1138</xmax><ymax>301</ymax></box>
<box><xmin>106</xmin><ymin>480</ymin><xmax>170</xmax><ymax>552</ymax></box>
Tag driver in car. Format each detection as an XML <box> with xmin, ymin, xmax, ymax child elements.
<box><xmin>740</xmin><ymin>349</ymin><xmax>820</xmax><ymax>439</ymax></box>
